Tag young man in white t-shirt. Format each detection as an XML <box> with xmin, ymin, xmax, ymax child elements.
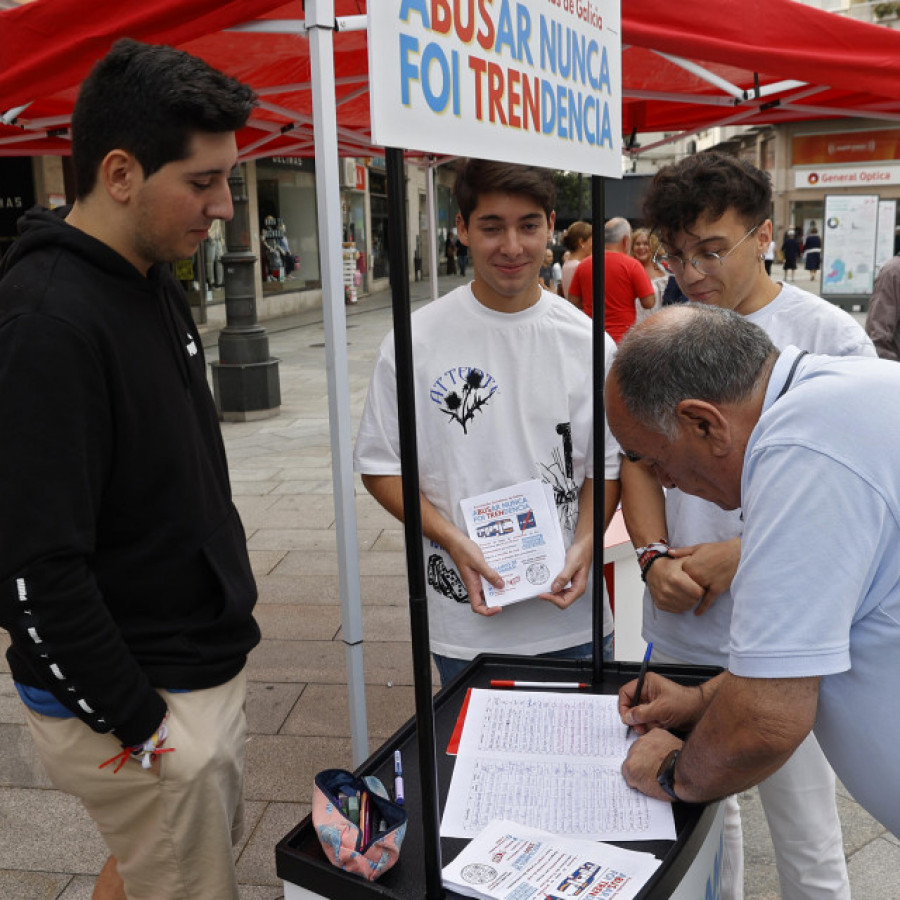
<box><xmin>621</xmin><ymin>152</ymin><xmax>873</xmax><ymax>900</ymax></box>
<box><xmin>354</xmin><ymin>159</ymin><xmax>619</xmax><ymax>685</ymax></box>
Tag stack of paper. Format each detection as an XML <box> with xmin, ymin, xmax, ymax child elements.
<box><xmin>441</xmin><ymin>689</ymin><xmax>675</xmax><ymax>843</ymax></box>
<box><xmin>442</xmin><ymin>819</ymin><xmax>662</xmax><ymax>900</ymax></box>
<box><xmin>460</xmin><ymin>479</ymin><xmax>566</xmax><ymax>607</ymax></box>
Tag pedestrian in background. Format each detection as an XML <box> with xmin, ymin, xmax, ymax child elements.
<box><xmin>866</xmin><ymin>253</ymin><xmax>900</xmax><ymax>360</ymax></box>
<box><xmin>782</xmin><ymin>228</ymin><xmax>801</xmax><ymax>281</ymax></box>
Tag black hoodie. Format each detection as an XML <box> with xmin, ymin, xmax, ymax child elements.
<box><xmin>0</xmin><ymin>207</ymin><xmax>259</xmax><ymax>745</ymax></box>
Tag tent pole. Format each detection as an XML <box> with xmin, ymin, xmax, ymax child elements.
<box><xmin>307</xmin><ymin>0</ymin><xmax>369</xmax><ymax>765</ymax></box>
<box><xmin>385</xmin><ymin>146</ymin><xmax>445</xmax><ymax>899</ymax></box>
<box><xmin>592</xmin><ymin>174</ymin><xmax>606</xmax><ymax>686</ymax></box>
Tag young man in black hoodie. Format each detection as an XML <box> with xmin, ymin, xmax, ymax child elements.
<box><xmin>0</xmin><ymin>40</ymin><xmax>260</xmax><ymax>900</ymax></box>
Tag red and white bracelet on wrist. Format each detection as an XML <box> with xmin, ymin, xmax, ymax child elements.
<box><xmin>635</xmin><ymin>540</ymin><xmax>672</xmax><ymax>583</ymax></box>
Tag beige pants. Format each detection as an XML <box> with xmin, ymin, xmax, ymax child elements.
<box><xmin>25</xmin><ymin>670</ymin><xmax>248</xmax><ymax>900</ymax></box>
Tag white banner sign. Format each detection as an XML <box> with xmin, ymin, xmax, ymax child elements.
<box><xmin>794</xmin><ymin>165</ymin><xmax>900</xmax><ymax>189</ymax></box>
<box><xmin>367</xmin><ymin>0</ymin><xmax>622</xmax><ymax>177</ymax></box>
<box><xmin>821</xmin><ymin>194</ymin><xmax>879</xmax><ymax>296</ymax></box>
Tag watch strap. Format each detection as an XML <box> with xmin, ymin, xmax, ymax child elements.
<box><xmin>656</xmin><ymin>748</ymin><xmax>681</xmax><ymax>802</ymax></box>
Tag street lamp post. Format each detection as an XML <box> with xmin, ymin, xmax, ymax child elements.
<box><xmin>210</xmin><ymin>164</ymin><xmax>281</xmax><ymax>421</ymax></box>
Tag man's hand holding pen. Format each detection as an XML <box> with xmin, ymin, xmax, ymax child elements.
<box><xmin>618</xmin><ymin>672</ymin><xmax>708</xmax><ymax>735</ymax></box>
<box><xmin>618</xmin><ymin>673</ymin><xmax>714</xmax><ymax>803</ymax></box>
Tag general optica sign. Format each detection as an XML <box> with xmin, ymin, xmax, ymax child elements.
<box><xmin>368</xmin><ymin>0</ymin><xmax>622</xmax><ymax>177</ymax></box>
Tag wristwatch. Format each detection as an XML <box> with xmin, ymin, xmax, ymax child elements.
<box><xmin>656</xmin><ymin>748</ymin><xmax>681</xmax><ymax>802</ymax></box>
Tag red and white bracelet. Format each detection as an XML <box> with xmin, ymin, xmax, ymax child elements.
<box><xmin>635</xmin><ymin>540</ymin><xmax>672</xmax><ymax>583</ymax></box>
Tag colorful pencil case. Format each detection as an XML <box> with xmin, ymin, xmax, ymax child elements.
<box><xmin>312</xmin><ymin>767</ymin><xmax>408</xmax><ymax>881</ymax></box>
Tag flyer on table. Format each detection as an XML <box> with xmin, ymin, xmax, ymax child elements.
<box><xmin>460</xmin><ymin>479</ymin><xmax>567</xmax><ymax>607</ymax></box>
<box><xmin>442</xmin><ymin>819</ymin><xmax>662</xmax><ymax>900</ymax></box>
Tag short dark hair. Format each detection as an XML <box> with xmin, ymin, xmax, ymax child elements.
<box><xmin>611</xmin><ymin>304</ymin><xmax>777</xmax><ymax>439</ymax></box>
<box><xmin>453</xmin><ymin>159</ymin><xmax>555</xmax><ymax>224</ymax></box>
<box><xmin>642</xmin><ymin>151</ymin><xmax>772</xmax><ymax>246</ymax></box>
<box><xmin>71</xmin><ymin>39</ymin><xmax>257</xmax><ymax>199</ymax></box>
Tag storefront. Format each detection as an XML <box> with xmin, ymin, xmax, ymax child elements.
<box><xmin>340</xmin><ymin>158</ymin><xmax>368</xmax><ymax>300</ymax></box>
<box><xmin>368</xmin><ymin>159</ymin><xmax>389</xmax><ymax>283</ymax></box>
<box><xmin>256</xmin><ymin>156</ymin><xmax>321</xmax><ymax>295</ymax></box>
<box><xmin>775</xmin><ymin>122</ymin><xmax>900</xmax><ymax>243</ymax></box>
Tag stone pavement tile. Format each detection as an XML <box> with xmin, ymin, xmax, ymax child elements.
<box><xmin>270</xmin><ymin>479</ymin><xmax>336</xmax><ymax>495</ymax></box>
<box><xmin>355</xmin><ymin>491</ymin><xmax>400</xmax><ymax>523</ymax></box>
<box><xmin>249</xmin><ymin>549</ymin><xmax>288</xmax><ymax>578</ymax></box>
<box><xmin>232</xmin><ymin>493</ymin><xmax>283</xmax><ymax>528</ymax></box>
<box><xmin>248</xmin><ymin>527</ymin><xmax>384</xmax><ymax>553</ymax></box>
<box><xmin>245</xmin><ymin>639</ymin><xmax>345</xmax><ymax>684</ymax></box>
<box><xmin>0</xmin><ymin>871</ymin><xmax>73</xmax><ymax>900</ymax></box>
<box><xmin>372</xmin><ymin>528</ymin><xmax>406</xmax><ymax>552</ymax></box>
<box><xmin>237</xmin><ymin>800</ymin><xmax>310</xmax><ymax>888</ymax></box>
<box><xmin>236</xmin><ymin>886</ymin><xmax>286</xmax><ymax>900</ymax></box>
<box><xmin>243</xmin><ymin>492</ymin><xmax>337</xmax><ymax>530</ymax></box>
<box><xmin>253</xmin><ymin>572</ymin><xmax>409</xmax><ymax>606</ymax></box>
<box><xmin>282</xmin><ymin>683</ymin><xmax>422</xmax><ymax>741</ymax></box>
<box><xmin>237</xmin><ymin>799</ymin><xmax>267</xmax><ymax>859</ymax></box>
<box><xmin>0</xmin><ymin>631</ymin><xmax>11</xmax><ymax>673</ymax></box>
<box><xmin>359</xmin><ymin>574</ymin><xmax>410</xmax><ymax>606</ymax></box>
<box><xmin>255</xmin><ymin>573</ymin><xmax>339</xmax><ymax>605</ymax></box>
<box><xmin>253</xmin><ymin>603</ymin><xmax>341</xmax><ymax>641</ymax></box>
<box><xmin>837</xmin><ymin>788</ymin><xmax>888</xmax><ymax>854</ymax></box>
<box><xmin>0</xmin><ymin>672</ymin><xmax>26</xmax><ymax>723</ymax></box>
<box><xmin>230</xmin><ymin>467</ymin><xmax>285</xmax><ymax>482</ymax></box>
<box><xmin>243</xmin><ymin>735</ymin><xmax>352</xmax><ymax>803</ymax></box>
<box><xmin>350</xmin><ymin>604</ymin><xmax>413</xmax><ymax>643</ymax></box>
<box><xmin>246</xmin><ymin>681</ymin><xmax>305</xmax><ymax>735</ymax></box>
<box><xmin>245</xmin><ymin>639</ymin><xmax>416</xmax><ymax>686</ymax></box>
<box><xmin>0</xmin><ymin>724</ymin><xmax>53</xmax><ymax>788</ymax></box>
<box><xmin>846</xmin><ymin>836</ymin><xmax>900</xmax><ymax>898</ymax></box>
<box><xmin>58</xmin><ymin>876</ymin><xmax>96</xmax><ymax>900</ymax></box>
<box><xmin>233</xmin><ymin>481</ymin><xmax>280</xmax><ymax>497</ymax></box>
<box><xmin>272</xmin><ymin>548</ymin><xmax>408</xmax><ymax>577</ymax></box>
<box><xmin>0</xmin><ymin>788</ymin><xmax>106</xmax><ymax>871</ymax></box>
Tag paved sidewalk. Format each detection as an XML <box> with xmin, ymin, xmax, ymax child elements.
<box><xmin>1</xmin><ymin>274</ymin><xmax>897</xmax><ymax>898</ymax></box>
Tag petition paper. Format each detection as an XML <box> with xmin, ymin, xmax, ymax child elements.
<box><xmin>441</xmin><ymin>689</ymin><xmax>676</xmax><ymax>842</ymax></box>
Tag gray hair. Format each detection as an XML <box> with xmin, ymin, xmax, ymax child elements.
<box><xmin>604</xmin><ymin>217</ymin><xmax>631</xmax><ymax>245</ymax></box>
<box><xmin>611</xmin><ymin>305</ymin><xmax>777</xmax><ymax>439</ymax></box>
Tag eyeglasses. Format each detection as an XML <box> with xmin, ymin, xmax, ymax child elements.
<box><xmin>653</xmin><ymin>224</ymin><xmax>761</xmax><ymax>277</ymax></box>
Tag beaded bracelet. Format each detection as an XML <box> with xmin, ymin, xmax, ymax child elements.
<box><xmin>639</xmin><ymin>550</ymin><xmax>672</xmax><ymax>583</ymax></box>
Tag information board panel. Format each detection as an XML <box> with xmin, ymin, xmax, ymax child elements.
<box><xmin>368</xmin><ymin>0</ymin><xmax>622</xmax><ymax>177</ymax></box>
<box><xmin>822</xmin><ymin>194</ymin><xmax>879</xmax><ymax>296</ymax></box>
<box><xmin>876</xmin><ymin>198</ymin><xmax>897</xmax><ymax>274</ymax></box>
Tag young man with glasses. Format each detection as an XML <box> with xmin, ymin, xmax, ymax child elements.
<box><xmin>621</xmin><ymin>152</ymin><xmax>873</xmax><ymax>900</ymax></box>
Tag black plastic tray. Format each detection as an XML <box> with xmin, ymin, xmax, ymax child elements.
<box><xmin>276</xmin><ymin>654</ymin><xmax>722</xmax><ymax>899</ymax></box>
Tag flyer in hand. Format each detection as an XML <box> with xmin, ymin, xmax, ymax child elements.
<box><xmin>460</xmin><ymin>479</ymin><xmax>566</xmax><ymax>607</ymax></box>
<box><xmin>442</xmin><ymin>819</ymin><xmax>661</xmax><ymax>900</ymax></box>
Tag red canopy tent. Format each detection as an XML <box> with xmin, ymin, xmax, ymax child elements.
<box><xmin>3</xmin><ymin>0</ymin><xmax>900</xmax><ymax>159</ymax></box>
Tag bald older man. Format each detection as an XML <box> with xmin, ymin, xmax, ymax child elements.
<box><xmin>605</xmin><ymin>303</ymin><xmax>900</xmax><ymax>839</ymax></box>
<box><xmin>567</xmin><ymin>217</ymin><xmax>654</xmax><ymax>338</ymax></box>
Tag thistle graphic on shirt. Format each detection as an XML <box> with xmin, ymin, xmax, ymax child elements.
<box><xmin>540</xmin><ymin>422</ymin><xmax>579</xmax><ymax>537</ymax></box>
<box><xmin>434</xmin><ymin>367</ymin><xmax>497</xmax><ymax>434</ymax></box>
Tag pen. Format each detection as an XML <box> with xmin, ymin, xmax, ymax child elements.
<box><xmin>393</xmin><ymin>749</ymin><xmax>405</xmax><ymax>806</ymax></box>
<box><xmin>360</xmin><ymin>790</ymin><xmax>369</xmax><ymax>844</ymax></box>
<box><xmin>626</xmin><ymin>642</ymin><xmax>653</xmax><ymax>738</ymax></box>
<box><xmin>490</xmin><ymin>680</ymin><xmax>589</xmax><ymax>689</ymax></box>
